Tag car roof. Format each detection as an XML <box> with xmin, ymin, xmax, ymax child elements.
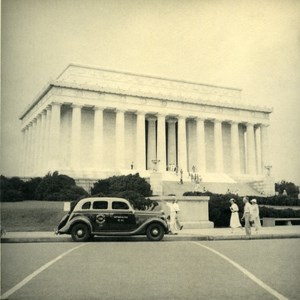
<box><xmin>79</xmin><ymin>197</ymin><xmax>128</xmax><ymax>202</ymax></box>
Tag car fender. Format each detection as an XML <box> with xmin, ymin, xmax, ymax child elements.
<box><xmin>135</xmin><ymin>217</ymin><xmax>168</xmax><ymax>234</ymax></box>
<box><xmin>58</xmin><ymin>215</ymin><xmax>92</xmax><ymax>234</ymax></box>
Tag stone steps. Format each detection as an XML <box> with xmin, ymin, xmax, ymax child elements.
<box><xmin>162</xmin><ymin>181</ymin><xmax>261</xmax><ymax>197</ymax></box>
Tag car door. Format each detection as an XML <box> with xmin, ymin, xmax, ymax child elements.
<box><xmin>110</xmin><ymin>200</ymin><xmax>137</xmax><ymax>231</ymax></box>
<box><xmin>90</xmin><ymin>200</ymin><xmax>111</xmax><ymax>232</ymax></box>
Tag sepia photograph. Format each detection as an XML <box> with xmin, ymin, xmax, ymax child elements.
<box><xmin>1</xmin><ymin>0</ymin><xmax>300</xmax><ymax>299</ymax></box>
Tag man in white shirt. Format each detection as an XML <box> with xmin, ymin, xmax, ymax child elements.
<box><xmin>173</xmin><ymin>199</ymin><xmax>183</xmax><ymax>231</ymax></box>
<box><xmin>241</xmin><ymin>196</ymin><xmax>252</xmax><ymax>237</ymax></box>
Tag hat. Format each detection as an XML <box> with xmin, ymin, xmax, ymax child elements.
<box><xmin>251</xmin><ymin>199</ymin><xmax>257</xmax><ymax>203</ymax></box>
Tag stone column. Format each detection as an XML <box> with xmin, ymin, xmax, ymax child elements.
<box><xmin>178</xmin><ymin>116</ymin><xmax>188</xmax><ymax>173</ymax></box>
<box><xmin>21</xmin><ymin>127</ymin><xmax>27</xmax><ymax>176</ymax></box>
<box><xmin>157</xmin><ymin>114</ymin><xmax>166</xmax><ymax>172</ymax></box>
<box><xmin>167</xmin><ymin>119</ymin><xmax>177</xmax><ymax>170</ymax></box>
<box><xmin>93</xmin><ymin>107</ymin><xmax>104</xmax><ymax>169</ymax></box>
<box><xmin>196</xmin><ymin>117</ymin><xmax>206</xmax><ymax>173</ymax></box>
<box><xmin>37</xmin><ymin>112</ymin><xmax>46</xmax><ymax>174</ymax></box>
<box><xmin>26</xmin><ymin>123</ymin><xmax>33</xmax><ymax>175</ymax></box>
<box><xmin>44</xmin><ymin>106</ymin><xmax>51</xmax><ymax>172</ymax></box>
<box><xmin>49</xmin><ymin>103</ymin><xmax>61</xmax><ymax>171</ymax></box>
<box><xmin>38</xmin><ymin>111</ymin><xmax>46</xmax><ymax>174</ymax></box>
<box><xmin>31</xmin><ymin>118</ymin><xmax>38</xmax><ymax>175</ymax></box>
<box><xmin>136</xmin><ymin>111</ymin><xmax>146</xmax><ymax>171</ymax></box>
<box><xmin>35</xmin><ymin>114</ymin><xmax>42</xmax><ymax>175</ymax></box>
<box><xmin>260</xmin><ymin>124</ymin><xmax>270</xmax><ymax>174</ymax></box>
<box><xmin>147</xmin><ymin>117</ymin><xmax>157</xmax><ymax>170</ymax></box>
<box><xmin>246</xmin><ymin>122</ymin><xmax>256</xmax><ymax>175</ymax></box>
<box><xmin>230</xmin><ymin>121</ymin><xmax>240</xmax><ymax>175</ymax></box>
<box><xmin>214</xmin><ymin>120</ymin><xmax>224</xmax><ymax>173</ymax></box>
<box><xmin>255</xmin><ymin>125</ymin><xmax>262</xmax><ymax>175</ymax></box>
<box><xmin>70</xmin><ymin>104</ymin><xmax>82</xmax><ymax>170</ymax></box>
<box><xmin>115</xmin><ymin>109</ymin><xmax>125</xmax><ymax>170</ymax></box>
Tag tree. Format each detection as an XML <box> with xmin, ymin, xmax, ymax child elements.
<box><xmin>275</xmin><ymin>180</ymin><xmax>299</xmax><ymax>198</ymax></box>
<box><xmin>22</xmin><ymin>177</ymin><xmax>42</xmax><ymax>200</ymax></box>
<box><xmin>91</xmin><ymin>173</ymin><xmax>154</xmax><ymax>210</ymax></box>
<box><xmin>35</xmin><ymin>171</ymin><xmax>88</xmax><ymax>201</ymax></box>
<box><xmin>91</xmin><ymin>173</ymin><xmax>152</xmax><ymax>197</ymax></box>
<box><xmin>0</xmin><ymin>175</ymin><xmax>24</xmax><ymax>202</ymax></box>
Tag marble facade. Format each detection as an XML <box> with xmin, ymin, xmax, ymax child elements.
<box><xmin>20</xmin><ymin>64</ymin><xmax>273</xmax><ymax>186</ymax></box>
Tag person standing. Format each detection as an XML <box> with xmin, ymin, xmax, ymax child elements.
<box><xmin>241</xmin><ymin>196</ymin><xmax>252</xmax><ymax>237</ymax></box>
<box><xmin>173</xmin><ymin>199</ymin><xmax>183</xmax><ymax>231</ymax></box>
<box><xmin>229</xmin><ymin>198</ymin><xmax>242</xmax><ymax>233</ymax></box>
<box><xmin>166</xmin><ymin>201</ymin><xmax>177</xmax><ymax>234</ymax></box>
<box><xmin>250</xmin><ymin>199</ymin><xmax>261</xmax><ymax>232</ymax></box>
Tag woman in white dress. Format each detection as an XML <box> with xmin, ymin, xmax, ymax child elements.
<box><xmin>229</xmin><ymin>198</ymin><xmax>242</xmax><ymax>233</ymax></box>
<box><xmin>250</xmin><ymin>199</ymin><xmax>261</xmax><ymax>232</ymax></box>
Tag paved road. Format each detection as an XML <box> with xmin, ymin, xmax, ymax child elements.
<box><xmin>1</xmin><ymin>240</ymin><xmax>300</xmax><ymax>299</ymax></box>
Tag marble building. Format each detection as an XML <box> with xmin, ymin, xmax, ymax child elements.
<box><xmin>19</xmin><ymin>63</ymin><xmax>273</xmax><ymax>193</ymax></box>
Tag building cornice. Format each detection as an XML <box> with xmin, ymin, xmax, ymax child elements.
<box><xmin>51</xmin><ymin>81</ymin><xmax>273</xmax><ymax>113</ymax></box>
<box><xmin>19</xmin><ymin>64</ymin><xmax>273</xmax><ymax>119</ymax></box>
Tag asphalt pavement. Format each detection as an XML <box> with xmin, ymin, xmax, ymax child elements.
<box><xmin>2</xmin><ymin>240</ymin><xmax>300</xmax><ymax>299</ymax></box>
<box><xmin>1</xmin><ymin>225</ymin><xmax>300</xmax><ymax>243</ymax></box>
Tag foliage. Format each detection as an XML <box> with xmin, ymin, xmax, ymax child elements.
<box><xmin>91</xmin><ymin>173</ymin><xmax>153</xmax><ymax>210</ymax></box>
<box><xmin>22</xmin><ymin>177</ymin><xmax>42</xmax><ymax>200</ymax></box>
<box><xmin>115</xmin><ymin>191</ymin><xmax>155</xmax><ymax>210</ymax></box>
<box><xmin>91</xmin><ymin>173</ymin><xmax>152</xmax><ymax>197</ymax></box>
<box><xmin>183</xmin><ymin>191</ymin><xmax>300</xmax><ymax>227</ymax></box>
<box><xmin>275</xmin><ymin>180</ymin><xmax>299</xmax><ymax>198</ymax></box>
<box><xmin>0</xmin><ymin>172</ymin><xmax>88</xmax><ymax>202</ymax></box>
<box><xmin>35</xmin><ymin>172</ymin><xmax>88</xmax><ymax>201</ymax></box>
<box><xmin>0</xmin><ymin>175</ymin><xmax>24</xmax><ymax>202</ymax></box>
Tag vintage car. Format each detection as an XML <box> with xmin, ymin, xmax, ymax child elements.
<box><xmin>56</xmin><ymin>197</ymin><xmax>169</xmax><ymax>242</ymax></box>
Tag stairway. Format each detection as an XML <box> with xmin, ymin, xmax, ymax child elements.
<box><xmin>162</xmin><ymin>181</ymin><xmax>261</xmax><ymax>197</ymax></box>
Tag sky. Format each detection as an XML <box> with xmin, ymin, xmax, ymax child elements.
<box><xmin>1</xmin><ymin>0</ymin><xmax>300</xmax><ymax>184</ymax></box>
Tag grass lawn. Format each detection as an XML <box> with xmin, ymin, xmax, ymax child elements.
<box><xmin>1</xmin><ymin>201</ymin><xmax>66</xmax><ymax>231</ymax></box>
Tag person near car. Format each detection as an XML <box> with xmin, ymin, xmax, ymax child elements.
<box><xmin>250</xmin><ymin>199</ymin><xmax>261</xmax><ymax>232</ymax></box>
<box><xmin>241</xmin><ymin>196</ymin><xmax>252</xmax><ymax>237</ymax></box>
<box><xmin>172</xmin><ymin>198</ymin><xmax>183</xmax><ymax>231</ymax></box>
<box><xmin>166</xmin><ymin>201</ymin><xmax>177</xmax><ymax>234</ymax></box>
<box><xmin>229</xmin><ymin>198</ymin><xmax>242</xmax><ymax>233</ymax></box>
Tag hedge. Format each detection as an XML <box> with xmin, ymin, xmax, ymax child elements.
<box><xmin>183</xmin><ymin>191</ymin><xmax>300</xmax><ymax>227</ymax></box>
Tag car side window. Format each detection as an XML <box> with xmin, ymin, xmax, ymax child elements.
<box><xmin>81</xmin><ymin>202</ymin><xmax>91</xmax><ymax>209</ymax></box>
<box><xmin>112</xmin><ymin>201</ymin><xmax>129</xmax><ymax>210</ymax></box>
<box><xmin>93</xmin><ymin>201</ymin><xmax>108</xmax><ymax>210</ymax></box>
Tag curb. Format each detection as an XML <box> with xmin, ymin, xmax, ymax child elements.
<box><xmin>1</xmin><ymin>234</ymin><xmax>300</xmax><ymax>243</ymax></box>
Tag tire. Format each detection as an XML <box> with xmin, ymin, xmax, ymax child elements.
<box><xmin>71</xmin><ymin>223</ymin><xmax>91</xmax><ymax>242</ymax></box>
<box><xmin>146</xmin><ymin>223</ymin><xmax>164</xmax><ymax>241</ymax></box>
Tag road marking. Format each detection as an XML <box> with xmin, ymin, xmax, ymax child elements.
<box><xmin>1</xmin><ymin>243</ymin><xmax>86</xmax><ymax>300</ymax></box>
<box><xmin>191</xmin><ymin>241</ymin><xmax>288</xmax><ymax>300</ymax></box>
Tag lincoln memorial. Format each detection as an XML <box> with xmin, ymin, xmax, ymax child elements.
<box><xmin>20</xmin><ymin>64</ymin><xmax>274</xmax><ymax>195</ymax></box>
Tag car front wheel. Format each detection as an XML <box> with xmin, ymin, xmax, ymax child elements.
<box><xmin>146</xmin><ymin>223</ymin><xmax>164</xmax><ymax>241</ymax></box>
<box><xmin>71</xmin><ymin>223</ymin><xmax>91</xmax><ymax>242</ymax></box>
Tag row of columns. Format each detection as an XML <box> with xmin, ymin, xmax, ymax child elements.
<box><xmin>21</xmin><ymin>102</ymin><xmax>270</xmax><ymax>177</ymax></box>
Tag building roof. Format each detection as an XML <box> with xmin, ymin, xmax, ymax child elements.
<box><xmin>20</xmin><ymin>63</ymin><xmax>273</xmax><ymax>119</ymax></box>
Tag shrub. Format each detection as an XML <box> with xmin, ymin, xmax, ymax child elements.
<box><xmin>183</xmin><ymin>191</ymin><xmax>300</xmax><ymax>227</ymax></box>
<box><xmin>0</xmin><ymin>175</ymin><xmax>25</xmax><ymax>202</ymax></box>
<box><xmin>91</xmin><ymin>174</ymin><xmax>155</xmax><ymax>210</ymax></box>
<box><xmin>91</xmin><ymin>173</ymin><xmax>152</xmax><ymax>197</ymax></box>
<box><xmin>22</xmin><ymin>177</ymin><xmax>42</xmax><ymax>200</ymax></box>
<box><xmin>116</xmin><ymin>190</ymin><xmax>156</xmax><ymax>210</ymax></box>
<box><xmin>35</xmin><ymin>172</ymin><xmax>88</xmax><ymax>201</ymax></box>
<box><xmin>275</xmin><ymin>180</ymin><xmax>299</xmax><ymax>198</ymax></box>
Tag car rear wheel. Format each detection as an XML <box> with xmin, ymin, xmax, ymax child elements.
<box><xmin>146</xmin><ymin>223</ymin><xmax>164</xmax><ymax>241</ymax></box>
<box><xmin>71</xmin><ymin>223</ymin><xmax>91</xmax><ymax>242</ymax></box>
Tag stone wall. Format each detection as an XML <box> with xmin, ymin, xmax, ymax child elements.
<box><xmin>150</xmin><ymin>195</ymin><xmax>214</xmax><ymax>229</ymax></box>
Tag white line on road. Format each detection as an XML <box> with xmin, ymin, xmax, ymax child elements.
<box><xmin>191</xmin><ymin>242</ymin><xmax>288</xmax><ymax>300</ymax></box>
<box><xmin>1</xmin><ymin>243</ymin><xmax>86</xmax><ymax>300</ymax></box>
